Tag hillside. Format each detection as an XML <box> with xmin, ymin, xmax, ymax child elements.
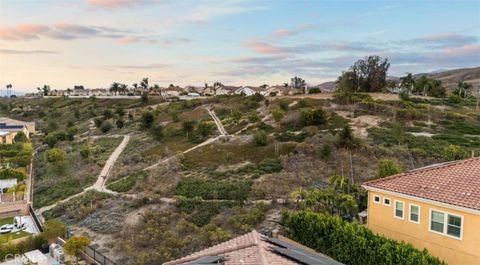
<box><xmin>416</xmin><ymin>67</ymin><xmax>480</xmax><ymax>91</ymax></box>
<box><xmin>0</xmin><ymin>93</ymin><xmax>478</xmax><ymax>265</ymax></box>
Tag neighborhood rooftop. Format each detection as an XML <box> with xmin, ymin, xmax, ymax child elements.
<box><xmin>363</xmin><ymin>156</ymin><xmax>480</xmax><ymax>211</ymax></box>
<box><xmin>163</xmin><ymin>230</ymin><xmax>343</xmax><ymax>265</ymax></box>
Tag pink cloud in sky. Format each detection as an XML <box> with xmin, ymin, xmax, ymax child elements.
<box><xmin>86</xmin><ymin>0</ymin><xmax>144</xmax><ymax>9</ymax></box>
<box><xmin>118</xmin><ymin>36</ymin><xmax>139</xmax><ymax>44</ymax></box>
<box><xmin>273</xmin><ymin>29</ymin><xmax>295</xmax><ymax>37</ymax></box>
<box><xmin>422</xmin><ymin>32</ymin><xmax>467</xmax><ymax>42</ymax></box>
<box><xmin>0</xmin><ymin>24</ymin><xmax>49</xmax><ymax>40</ymax></box>
<box><xmin>244</xmin><ymin>40</ymin><xmax>286</xmax><ymax>54</ymax></box>
<box><xmin>442</xmin><ymin>44</ymin><xmax>480</xmax><ymax>57</ymax></box>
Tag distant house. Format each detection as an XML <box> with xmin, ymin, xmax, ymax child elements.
<box><xmin>362</xmin><ymin>157</ymin><xmax>480</xmax><ymax>265</ymax></box>
<box><xmin>0</xmin><ymin>117</ymin><xmax>35</xmax><ymax>138</ymax></box>
<box><xmin>0</xmin><ymin>131</ymin><xmax>15</xmax><ymax>144</ymax></box>
<box><xmin>216</xmin><ymin>86</ymin><xmax>240</xmax><ymax>96</ymax></box>
<box><xmin>163</xmin><ymin>230</ymin><xmax>344</xmax><ymax>265</ymax></box>
<box><xmin>235</xmin><ymin>86</ymin><xmax>268</xmax><ymax>96</ymax></box>
<box><xmin>161</xmin><ymin>86</ymin><xmax>185</xmax><ymax>98</ymax></box>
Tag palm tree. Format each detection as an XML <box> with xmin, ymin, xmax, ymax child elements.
<box><xmin>110</xmin><ymin>82</ymin><xmax>120</xmax><ymax>95</ymax></box>
<box><xmin>329</xmin><ymin>175</ymin><xmax>349</xmax><ymax>193</ymax></box>
<box><xmin>118</xmin><ymin>83</ymin><xmax>127</xmax><ymax>95</ymax></box>
<box><xmin>399</xmin><ymin>73</ymin><xmax>415</xmax><ymax>94</ymax></box>
<box><xmin>140</xmin><ymin>78</ymin><xmax>149</xmax><ymax>93</ymax></box>
<box><xmin>37</xmin><ymin>85</ymin><xmax>50</xmax><ymax>96</ymax></box>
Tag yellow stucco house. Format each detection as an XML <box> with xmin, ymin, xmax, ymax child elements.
<box><xmin>363</xmin><ymin>157</ymin><xmax>480</xmax><ymax>265</ymax></box>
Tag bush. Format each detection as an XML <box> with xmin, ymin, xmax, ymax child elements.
<box><xmin>150</xmin><ymin>125</ymin><xmax>164</xmax><ymax>141</ymax></box>
<box><xmin>45</xmin><ymin>148</ymin><xmax>66</xmax><ymax>163</ymax></box>
<box><xmin>300</xmin><ymin>108</ymin><xmax>328</xmax><ymax>127</ymax></box>
<box><xmin>376</xmin><ymin>159</ymin><xmax>402</xmax><ymax>179</ymax></box>
<box><xmin>14</xmin><ymin>132</ymin><xmax>28</xmax><ymax>142</ymax></box>
<box><xmin>336</xmin><ymin>125</ymin><xmax>359</xmax><ymax>149</ymax></box>
<box><xmin>100</xmin><ymin>121</ymin><xmax>113</xmax><ymax>133</ymax></box>
<box><xmin>175</xmin><ymin>177</ymin><xmax>252</xmax><ymax>201</ymax></box>
<box><xmin>271</xmin><ymin>109</ymin><xmax>285</xmax><ymax>122</ymax></box>
<box><xmin>103</xmin><ymin>109</ymin><xmax>113</xmax><ymax>119</ymax></box>
<box><xmin>279</xmin><ymin>100</ymin><xmax>289</xmax><ymax>111</ymax></box>
<box><xmin>141</xmin><ymin>112</ymin><xmax>155</xmax><ymax>129</ymax></box>
<box><xmin>177</xmin><ymin>197</ymin><xmax>238</xmax><ymax>227</ymax></box>
<box><xmin>80</xmin><ymin>145</ymin><xmax>91</xmax><ymax>159</ymax></box>
<box><xmin>282</xmin><ymin>211</ymin><xmax>446</xmax><ymax>265</ymax></box>
<box><xmin>308</xmin><ymin>87</ymin><xmax>321</xmax><ymax>94</ymax></box>
<box><xmin>442</xmin><ymin>144</ymin><xmax>467</xmax><ymax>161</ymax></box>
<box><xmin>253</xmin><ymin>130</ymin><xmax>268</xmax><ymax>146</ymax></box>
<box><xmin>0</xmin><ymin>168</ymin><xmax>27</xmax><ymax>181</ymax></box>
<box><xmin>107</xmin><ymin>171</ymin><xmax>147</xmax><ymax>192</ymax></box>
<box><xmin>274</xmin><ymin>131</ymin><xmax>307</xmax><ymax>142</ymax></box>
<box><xmin>116</xmin><ymin>119</ymin><xmax>125</xmax><ymax>129</ymax></box>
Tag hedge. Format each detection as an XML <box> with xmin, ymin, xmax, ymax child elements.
<box><xmin>281</xmin><ymin>211</ymin><xmax>446</xmax><ymax>265</ymax></box>
<box><xmin>0</xmin><ymin>168</ymin><xmax>27</xmax><ymax>181</ymax></box>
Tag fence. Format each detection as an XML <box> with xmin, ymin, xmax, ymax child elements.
<box><xmin>64</xmin><ymin>230</ymin><xmax>118</xmax><ymax>265</ymax></box>
<box><xmin>28</xmin><ymin>204</ymin><xmax>43</xmax><ymax>232</ymax></box>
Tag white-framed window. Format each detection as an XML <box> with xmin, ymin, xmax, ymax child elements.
<box><xmin>429</xmin><ymin>209</ymin><xmax>463</xmax><ymax>240</ymax></box>
<box><xmin>409</xmin><ymin>204</ymin><xmax>420</xmax><ymax>224</ymax></box>
<box><xmin>394</xmin><ymin>200</ymin><xmax>404</xmax><ymax>219</ymax></box>
<box><xmin>383</xmin><ymin>197</ymin><xmax>391</xmax><ymax>206</ymax></box>
<box><xmin>373</xmin><ymin>195</ymin><xmax>381</xmax><ymax>204</ymax></box>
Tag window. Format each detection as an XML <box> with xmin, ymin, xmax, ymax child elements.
<box><xmin>429</xmin><ymin>209</ymin><xmax>463</xmax><ymax>239</ymax></box>
<box><xmin>430</xmin><ymin>210</ymin><xmax>444</xmax><ymax>233</ymax></box>
<box><xmin>373</xmin><ymin>195</ymin><xmax>380</xmax><ymax>204</ymax></box>
<box><xmin>409</xmin><ymin>204</ymin><xmax>420</xmax><ymax>223</ymax></box>
<box><xmin>383</xmin><ymin>198</ymin><xmax>391</xmax><ymax>206</ymax></box>
<box><xmin>447</xmin><ymin>215</ymin><xmax>462</xmax><ymax>238</ymax></box>
<box><xmin>394</xmin><ymin>200</ymin><xmax>404</xmax><ymax>219</ymax></box>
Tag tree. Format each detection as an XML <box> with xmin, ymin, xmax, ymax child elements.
<box><xmin>45</xmin><ymin>148</ymin><xmax>66</xmax><ymax>163</ymax></box>
<box><xmin>100</xmin><ymin>121</ymin><xmax>113</xmax><ymax>133</ymax></box>
<box><xmin>350</xmin><ymin>55</ymin><xmax>390</xmax><ymax>92</ymax></box>
<box><xmin>115</xmin><ymin>107</ymin><xmax>125</xmax><ymax>117</ymax></box>
<box><xmin>37</xmin><ymin>85</ymin><xmax>51</xmax><ymax>96</ymax></box>
<box><xmin>336</xmin><ymin>125</ymin><xmax>358</xmax><ymax>149</ymax></box>
<box><xmin>457</xmin><ymin>81</ymin><xmax>472</xmax><ymax>98</ymax></box>
<box><xmin>119</xmin><ymin>83</ymin><xmax>128</xmax><ymax>94</ymax></box>
<box><xmin>182</xmin><ymin>120</ymin><xmax>195</xmax><ymax>138</ymax></box>
<box><xmin>290</xmin><ymin>76</ymin><xmax>306</xmax><ymax>90</ymax></box>
<box><xmin>42</xmin><ymin>219</ymin><xmax>66</xmax><ymax>243</ymax></box>
<box><xmin>109</xmin><ymin>82</ymin><xmax>120</xmax><ymax>94</ymax></box>
<box><xmin>64</xmin><ymin>236</ymin><xmax>91</xmax><ymax>264</ymax></box>
<box><xmin>334</xmin><ymin>71</ymin><xmax>357</xmax><ymax>103</ymax></box>
<box><xmin>116</xmin><ymin>119</ymin><xmax>125</xmax><ymax>129</ymax></box>
<box><xmin>253</xmin><ymin>130</ymin><xmax>268</xmax><ymax>146</ymax></box>
<box><xmin>376</xmin><ymin>159</ymin><xmax>402</xmax><ymax>179</ymax></box>
<box><xmin>14</xmin><ymin>132</ymin><xmax>28</xmax><ymax>142</ymax></box>
<box><xmin>399</xmin><ymin>73</ymin><xmax>415</xmax><ymax>94</ymax></box>
<box><xmin>141</xmin><ymin>92</ymin><xmax>149</xmax><ymax>105</ymax></box>
<box><xmin>140</xmin><ymin>77</ymin><xmax>149</xmax><ymax>92</ymax></box>
<box><xmin>141</xmin><ymin>112</ymin><xmax>155</xmax><ymax>129</ymax></box>
<box><xmin>197</xmin><ymin>122</ymin><xmax>215</xmax><ymax>137</ymax></box>
<box><xmin>300</xmin><ymin>108</ymin><xmax>328</xmax><ymax>127</ymax></box>
<box><xmin>103</xmin><ymin>109</ymin><xmax>113</xmax><ymax>119</ymax></box>
<box><xmin>413</xmin><ymin>76</ymin><xmax>446</xmax><ymax>98</ymax></box>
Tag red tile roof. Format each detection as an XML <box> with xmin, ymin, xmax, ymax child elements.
<box><xmin>363</xmin><ymin>157</ymin><xmax>480</xmax><ymax>211</ymax></box>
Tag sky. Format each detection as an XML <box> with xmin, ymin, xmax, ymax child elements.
<box><xmin>0</xmin><ymin>0</ymin><xmax>479</xmax><ymax>92</ymax></box>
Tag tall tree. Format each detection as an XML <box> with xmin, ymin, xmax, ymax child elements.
<box><xmin>109</xmin><ymin>82</ymin><xmax>120</xmax><ymax>94</ymax></box>
<box><xmin>399</xmin><ymin>73</ymin><xmax>415</xmax><ymax>94</ymax></box>
<box><xmin>64</xmin><ymin>236</ymin><xmax>91</xmax><ymax>264</ymax></box>
<box><xmin>457</xmin><ymin>81</ymin><xmax>472</xmax><ymax>98</ymax></box>
<box><xmin>140</xmin><ymin>78</ymin><xmax>149</xmax><ymax>93</ymax></box>
<box><xmin>37</xmin><ymin>85</ymin><xmax>50</xmax><ymax>96</ymax></box>
<box><xmin>290</xmin><ymin>76</ymin><xmax>307</xmax><ymax>90</ymax></box>
<box><xmin>350</xmin><ymin>55</ymin><xmax>390</xmax><ymax>92</ymax></box>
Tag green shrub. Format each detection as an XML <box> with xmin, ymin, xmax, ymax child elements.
<box><xmin>0</xmin><ymin>168</ymin><xmax>27</xmax><ymax>181</ymax></box>
<box><xmin>253</xmin><ymin>130</ymin><xmax>268</xmax><ymax>146</ymax></box>
<box><xmin>282</xmin><ymin>211</ymin><xmax>446</xmax><ymax>265</ymax></box>
<box><xmin>107</xmin><ymin>171</ymin><xmax>147</xmax><ymax>192</ymax></box>
<box><xmin>177</xmin><ymin>197</ymin><xmax>238</xmax><ymax>227</ymax></box>
<box><xmin>274</xmin><ymin>131</ymin><xmax>307</xmax><ymax>142</ymax></box>
<box><xmin>100</xmin><ymin>121</ymin><xmax>113</xmax><ymax>133</ymax></box>
<box><xmin>300</xmin><ymin>108</ymin><xmax>328</xmax><ymax>127</ymax></box>
<box><xmin>175</xmin><ymin>177</ymin><xmax>252</xmax><ymax>201</ymax></box>
<box><xmin>442</xmin><ymin>144</ymin><xmax>468</xmax><ymax>161</ymax></box>
<box><xmin>45</xmin><ymin>148</ymin><xmax>66</xmax><ymax>163</ymax></box>
<box><xmin>80</xmin><ymin>145</ymin><xmax>91</xmax><ymax>159</ymax></box>
<box><xmin>376</xmin><ymin>159</ymin><xmax>402</xmax><ymax>179</ymax></box>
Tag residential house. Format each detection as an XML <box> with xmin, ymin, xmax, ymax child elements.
<box><xmin>0</xmin><ymin>131</ymin><xmax>15</xmax><ymax>144</ymax></box>
<box><xmin>216</xmin><ymin>86</ymin><xmax>240</xmax><ymax>96</ymax></box>
<box><xmin>235</xmin><ymin>86</ymin><xmax>268</xmax><ymax>96</ymax></box>
<box><xmin>362</xmin><ymin>157</ymin><xmax>480</xmax><ymax>265</ymax></box>
<box><xmin>202</xmin><ymin>86</ymin><xmax>217</xmax><ymax>96</ymax></box>
<box><xmin>163</xmin><ymin>230</ymin><xmax>344</xmax><ymax>265</ymax></box>
<box><xmin>0</xmin><ymin>118</ymin><xmax>35</xmax><ymax>136</ymax></box>
<box><xmin>161</xmin><ymin>86</ymin><xmax>185</xmax><ymax>98</ymax></box>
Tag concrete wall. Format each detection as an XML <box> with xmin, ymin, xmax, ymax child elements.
<box><xmin>0</xmin><ymin>201</ymin><xmax>29</xmax><ymax>218</ymax></box>
<box><xmin>367</xmin><ymin>191</ymin><xmax>480</xmax><ymax>265</ymax></box>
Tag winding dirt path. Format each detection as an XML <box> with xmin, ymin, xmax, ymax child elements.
<box><xmin>36</xmin><ymin>135</ymin><xmax>131</xmax><ymax>219</ymax></box>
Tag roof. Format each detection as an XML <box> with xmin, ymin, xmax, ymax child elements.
<box><xmin>164</xmin><ymin>230</ymin><xmax>343</xmax><ymax>265</ymax></box>
<box><xmin>0</xmin><ymin>117</ymin><xmax>33</xmax><ymax>126</ymax></box>
<box><xmin>0</xmin><ymin>131</ymin><xmax>13</xmax><ymax>136</ymax></box>
<box><xmin>363</xmin><ymin>157</ymin><xmax>480</xmax><ymax>211</ymax></box>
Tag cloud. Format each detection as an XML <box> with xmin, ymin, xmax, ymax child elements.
<box><xmin>85</xmin><ymin>0</ymin><xmax>150</xmax><ymax>9</ymax></box>
<box><xmin>0</xmin><ymin>24</ymin><xmax>49</xmax><ymax>40</ymax></box>
<box><xmin>117</xmin><ymin>63</ymin><xmax>170</xmax><ymax>69</ymax></box>
<box><xmin>244</xmin><ymin>40</ymin><xmax>288</xmax><ymax>54</ymax></box>
<box><xmin>0</xmin><ymin>48</ymin><xmax>58</xmax><ymax>54</ymax></box>
<box><xmin>272</xmin><ymin>24</ymin><xmax>314</xmax><ymax>38</ymax></box>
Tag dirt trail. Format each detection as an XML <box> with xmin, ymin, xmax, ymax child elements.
<box><xmin>206</xmin><ymin>107</ymin><xmax>228</xmax><ymax>135</ymax></box>
<box><xmin>36</xmin><ymin>135</ymin><xmax>131</xmax><ymax>220</ymax></box>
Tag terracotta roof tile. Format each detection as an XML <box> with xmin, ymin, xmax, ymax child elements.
<box><xmin>363</xmin><ymin>157</ymin><xmax>480</xmax><ymax>211</ymax></box>
<box><xmin>163</xmin><ymin>230</ymin><xmax>305</xmax><ymax>265</ymax></box>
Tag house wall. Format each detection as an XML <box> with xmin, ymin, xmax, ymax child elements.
<box><xmin>367</xmin><ymin>191</ymin><xmax>480</xmax><ymax>265</ymax></box>
<box><xmin>0</xmin><ymin>133</ymin><xmax>15</xmax><ymax>144</ymax></box>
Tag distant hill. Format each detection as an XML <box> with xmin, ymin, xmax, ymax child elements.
<box><xmin>317</xmin><ymin>81</ymin><xmax>337</xmax><ymax>92</ymax></box>
<box><xmin>415</xmin><ymin>67</ymin><xmax>480</xmax><ymax>91</ymax></box>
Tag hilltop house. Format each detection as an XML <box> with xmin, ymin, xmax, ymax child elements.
<box><xmin>163</xmin><ymin>230</ymin><xmax>344</xmax><ymax>265</ymax></box>
<box><xmin>161</xmin><ymin>86</ymin><xmax>185</xmax><ymax>98</ymax></box>
<box><xmin>216</xmin><ymin>86</ymin><xmax>240</xmax><ymax>96</ymax></box>
<box><xmin>362</xmin><ymin>157</ymin><xmax>480</xmax><ymax>265</ymax></box>
<box><xmin>234</xmin><ymin>86</ymin><xmax>268</xmax><ymax>96</ymax></box>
